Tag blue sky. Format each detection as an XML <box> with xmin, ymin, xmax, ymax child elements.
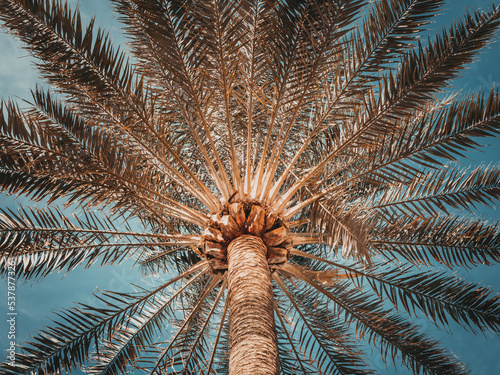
<box><xmin>0</xmin><ymin>1</ymin><xmax>499</xmax><ymax>374</ymax></box>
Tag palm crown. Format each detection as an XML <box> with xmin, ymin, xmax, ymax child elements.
<box><xmin>1</xmin><ymin>0</ymin><xmax>500</xmax><ymax>374</ymax></box>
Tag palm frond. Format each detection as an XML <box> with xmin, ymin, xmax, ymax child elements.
<box><xmin>264</xmin><ymin>0</ymin><xmax>446</xmax><ymax>203</ymax></box>
<box><xmin>0</xmin><ymin>0</ymin><xmax>222</xmax><ymax>211</ymax></box>
<box><xmin>111</xmin><ymin>0</ymin><xmax>235</xmax><ymax>201</ymax></box>
<box><xmin>149</xmin><ymin>274</ymin><xmax>224</xmax><ymax>375</ymax></box>
<box><xmin>84</xmin><ymin>271</ymin><xmax>206</xmax><ymax>375</ymax></box>
<box><xmin>274</xmin><ymin>272</ymin><xmax>374</xmax><ymax>375</ymax></box>
<box><xmin>273</xmin><ymin>301</ymin><xmax>319</xmax><ymax>375</ymax></box>
<box><xmin>0</xmin><ymin>94</ymin><xmax>210</xmax><ymax>226</ymax></box>
<box><xmin>280</xmin><ymin>263</ymin><xmax>469</xmax><ymax>375</ymax></box>
<box><xmin>273</xmin><ymin>5</ymin><xmax>500</xmax><ymax>213</ymax></box>
<box><xmin>356</xmin><ymin>0</ymin><xmax>445</xmax><ymax>73</ymax></box>
<box><xmin>369</xmin><ymin>165</ymin><xmax>500</xmax><ymax>217</ymax></box>
<box><xmin>0</xmin><ymin>206</ymin><xmax>200</xmax><ymax>281</ymax></box>
<box><xmin>0</xmin><ymin>262</ymin><xmax>208</xmax><ymax>375</ymax></box>
<box><xmin>177</xmin><ymin>278</ymin><xmax>228</xmax><ymax>374</ymax></box>
<box><xmin>256</xmin><ymin>0</ymin><xmax>367</xmax><ymax>198</ymax></box>
<box><xmin>0</xmin><ymin>0</ymin><xmax>136</xmax><ymax>102</ymax></box>
<box><xmin>206</xmin><ymin>292</ymin><xmax>230</xmax><ymax>375</ymax></box>
<box><xmin>292</xmin><ymin>249</ymin><xmax>500</xmax><ymax>334</ymax></box>
<box><xmin>371</xmin><ymin>215</ymin><xmax>500</xmax><ymax>267</ymax></box>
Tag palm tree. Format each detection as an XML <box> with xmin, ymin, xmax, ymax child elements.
<box><xmin>1</xmin><ymin>0</ymin><xmax>500</xmax><ymax>373</ymax></box>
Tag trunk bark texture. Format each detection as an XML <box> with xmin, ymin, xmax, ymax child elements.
<box><xmin>227</xmin><ymin>235</ymin><xmax>279</xmax><ymax>375</ymax></box>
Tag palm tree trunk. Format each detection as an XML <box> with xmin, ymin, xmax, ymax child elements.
<box><xmin>227</xmin><ymin>235</ymin><xmax>279</xmax><ymax>375</ymax></box>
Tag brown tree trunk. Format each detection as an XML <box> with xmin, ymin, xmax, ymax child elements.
<box><xmin>227</xmin><ymin>235</ymin><xmax>279</xmax><ymax>375</ymax></box>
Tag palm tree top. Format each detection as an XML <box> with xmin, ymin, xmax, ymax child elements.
<box><xmin>1</xmin><ymin>0</ymin><xmax>500</xmax><ymax>374</ymax></box>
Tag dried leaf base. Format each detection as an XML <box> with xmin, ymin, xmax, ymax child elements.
<box><xmin>201</xmin><ymin>201</ymin><xmax>292</xmax><ymax>273</ymax></box>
